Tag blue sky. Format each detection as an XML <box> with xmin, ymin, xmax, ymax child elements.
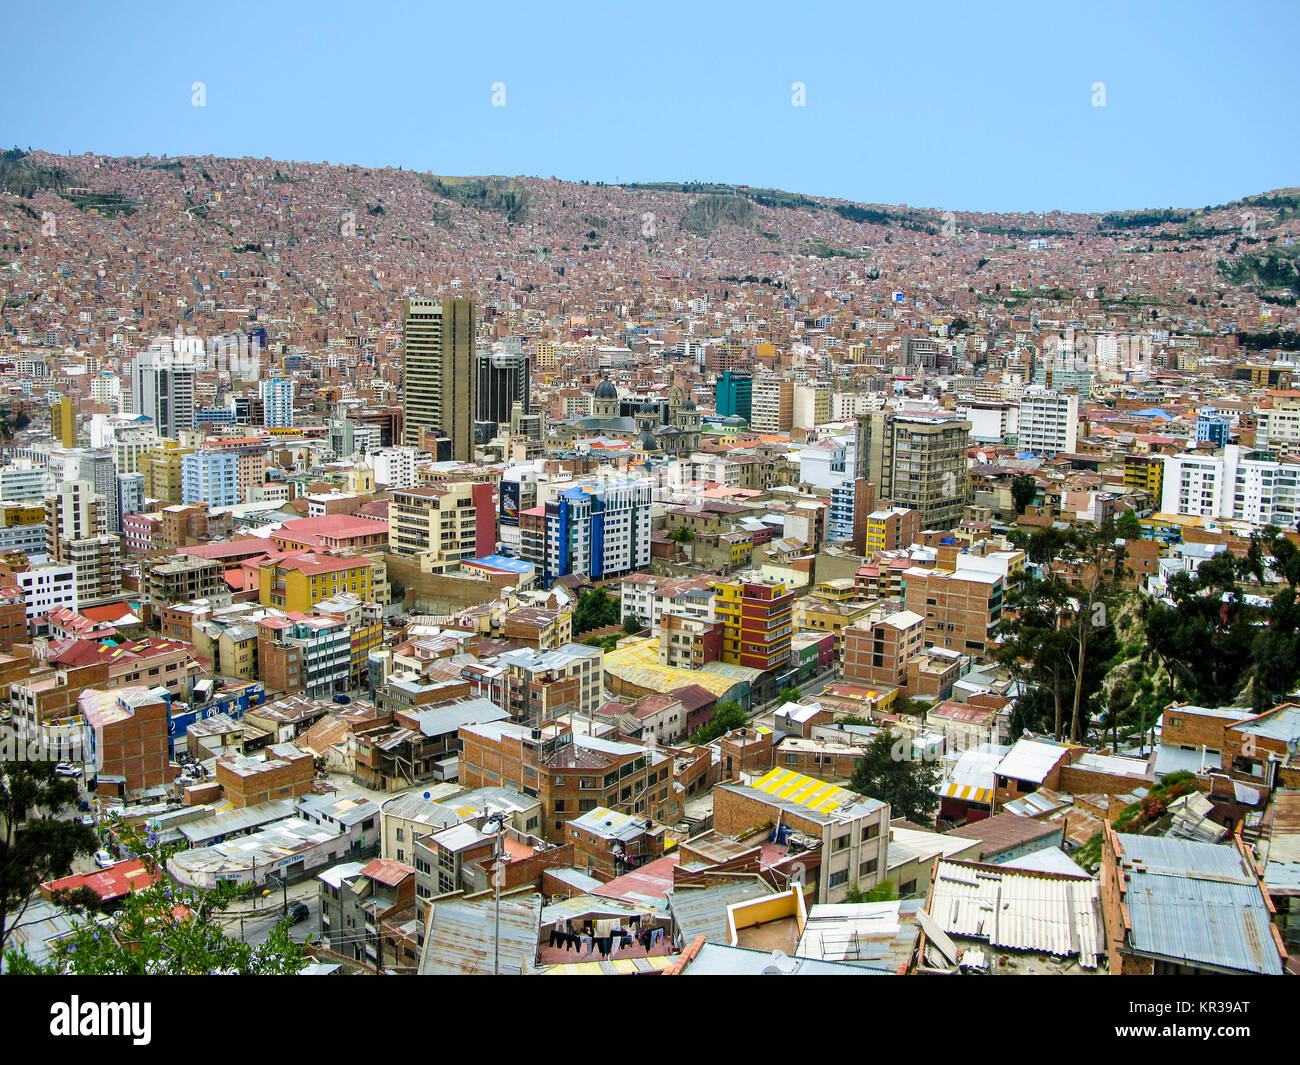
<box><xmin>2</xmin><ymin>0</ymin><xmax>1295</xmax><ymax>213</ymax></box>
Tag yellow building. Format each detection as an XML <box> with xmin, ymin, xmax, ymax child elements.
<box><xmin>259</xmin><ymin>552</ymin><xmax>374</xmax><ymax>612</ymax></box>
<box><xmin>714</xmin><ymin>574</ymin><xmax>794</xmax><ymax>672</ymax></box>
<box><xmin>794</xmin><ymin>596</ymin><xmax>875</xmax><ymax>659</ymax></box>
<box><xmin>1123</xmin><ymin>454</ymin><xmax>1164</xmax><ymax>500</ymax></box>
<box><xmin>0</xmin><ymin>503</ymin><xmax>45</xmax><ymax>528</ymax></box>
<box><xmin>217</xmin><ymin>626</ymin><xmax>259</xmax><ymax>680</ymax></box>
<box><xmin>142</xmin><ymin>441</ymin><xmax>194</xmax><ymax>503</ymax></box>
<box><xmin>53</xmin><ymin>398</ymin><xmax>76</xmax><ymax>449</ymax></box>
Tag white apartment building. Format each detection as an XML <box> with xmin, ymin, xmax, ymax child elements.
<box><xmin>1256</xmin><ymin>392</ymin><xmax>1300</xmax><ymax>449</ymax></box>
<box><xmin>798</xmin><ymin>435</ymin><xmax>854</xmax><ymax>491</ymax></box>
<box><xmin>1162</xmin><ymin>445</ymin><xmax>1300</xmax><ymax>528</ymax></box>
<box><xmin>16</xmin><ymin>562</ymin><xmax>78</xmax><ymax>620</ymax></box>
<box><xmin>619</xmin><ymin>573</ymin><xmax>716</xmax><ymax>630</ymax></box>
<box><xmin>369</xmin><ymin>446</ymin><xmax>431</xmax><ymax>490</ymax></box>
<box><xmin>830</xmin><ymin>390</ymin><xmax>886</xmax><ymax>420</ymax></box>
<box><xmin>0</xmin><ymin>461</ymin><xmax>54</xmax><ymax>502</ymax></box>
<box><xmin>1017</xmin><ymin>388</ymin><xmax>1079</xmax><ymax>455</ymax></box>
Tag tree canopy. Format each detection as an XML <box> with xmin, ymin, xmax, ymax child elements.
<box><xmin>689</xmin><ymin>701</ymin><xmax>748</xmax><ymax>745</ymax></box>
<box><xmin>572</xmin><ymin>588</ymin><xmax>620</xmax><ymax>635</ymax></box>
<box><xmin>0</xmin><ymin>761</ymin><xmax>99</xmax><ymax>957</ymax></box>
<box><xmin>4</xmin><ymin>827</ymin><xmax>310</xmax><ymax>975</ymax></box>
<box><xmin>847</xmin><ymin>731</ymin><xmax>941</xmax><ymax>824</ymax></box>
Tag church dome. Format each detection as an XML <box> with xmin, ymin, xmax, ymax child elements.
<box><xmin>682</xmin><ymin>398</ymin><xmax>697</xmax><ymax>411</ymax></box>
<box><xmin>638</xmin><ymin>431</ymin><xmax>660</xmax><ymax>450</ymax></box>
<box><xmin>594</xmin><ymin>378</ymin><xmax>618</xmax><ymax>399</ymax></box>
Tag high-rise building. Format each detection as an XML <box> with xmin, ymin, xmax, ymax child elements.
<box><xmin>543</xmin><ymin>480</ymin><xmax>652</xmax><ymax>584</ymax></box>
<box><xmin>53</xmin><ymin>398</ymin><xmax>76</xmax><ymax>448</ymax></box>
<box><xmin>751</xmin><ymin>376</ymin><xmax>794</xmax><ymax>433</ymax></box>
<box><xmin>401</xmin><ymin>298</ymin><xmax>476</xmax><ymax>461</ymax></box>
<box><xmin>75</xmin><ymin>449</ymin><xmax>121</xmax><ymax>533</ymax></box>
<box><xmin>713</xmin><ymin>574</ymin><xmax>794</xmax><ymax>672</ymax></box>
<box><xmin>131</xmin><ymin>348</ymin><xmax>196</xmax><ymax>439</ymax></box>
<box><xmin>475</xmin><ymin>351</ymin><xmax>530</xmax><ymax>425</ymax></box>
<box><xmin>387</xmin><ymin>482</ymin><xmax>496</xmax><ymax>571</ymax></box>
<box><xmin>855</xmin><ymin>411</ymin><xmax>972</xmax><ymax>531</ymax></box>
<box><xmin>1017</xmin><ymin>388</ymin><xmax>1079</xmax><ymax>456</ymax></box>
<box><xmin>44</xmin><ymin>480</ymin><xmax>120</xmax><ymax>605</ymax></box>
<box><xmin>716</xmin><ymin>371</ymin><xmax>753</xmax><ymax>423</ymax></box>
<box><xmin>260</xmin><ymin>376</ymin><xmax>294</xmax><ymax>428</ymax></box>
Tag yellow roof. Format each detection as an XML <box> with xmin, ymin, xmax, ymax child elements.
<box><xmin>751</xmin><ymin>768</ymin><xmax>852</xmax><ymax>815</ymax></box>
<box><xmin>939</xmin><ymin>782</ymin><xmax>994</xmax><ymax>805</ymax></box>
<box><xmin>603</xmin><ymin>637</ymin><xmax>738</xmax><ymax>699</ymax></box>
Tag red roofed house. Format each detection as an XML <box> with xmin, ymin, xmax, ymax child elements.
<box><xmin>42</xmin><ymin>859</ymin><xmax>161</xmax><ymax>909</ymax></box>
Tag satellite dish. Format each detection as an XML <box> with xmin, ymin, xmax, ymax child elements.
<box><xmin>762</xmin><ymin>950</ymin><xmax>799</xmax><ymax>975</ymax></box>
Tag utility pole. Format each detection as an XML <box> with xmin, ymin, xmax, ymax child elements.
<box><xmin>486</xmin><ymin>810</ymin><xmax>508</xmax><ymax>976</ymax></box>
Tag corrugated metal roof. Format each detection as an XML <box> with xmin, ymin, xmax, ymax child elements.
<box><xmin>928</xmin><ymin>860</ymin><xmax>1102</xmax><ymax>967</ymax></box>
<box><xmin>668</xmin><ymin>880</ymin><xmax>774</xmax><ymax>944</ymax></box>
<box><xmin>1116</xmin><ymin>834</ymin><xmax>1283</xmax><ymax>975</ymax></box>
<box><xmin>419</xmin><ymin>894</ymin><xmax>541</xmax><ymax>975</ymax></box>
<box><xmin>681</xmin><ymin>942</ymin><xmax>886</xmax><ymax>975</ymax></box>
<box><xmin>995</xmin><ymin>738</ymin><xmax>1072</xmax><ymax>784</ymax></box>
<box><xmin>1262</xmin><ymin>790</ymin><xmax>1300</xmax><ymax>893</ymax></box>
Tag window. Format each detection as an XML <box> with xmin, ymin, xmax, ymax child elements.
<box><xmin>899</xmin><ymin>879</ymin><xmax>916</xmax><ymax>897</ymax></box>
<box><xmin>829</xmin><ymin>870</ymin><xmax>849</xmax><ymax>888</ymax></box>
<box><xmin>862</xmin><ymin>823</ymin><xmax>879</xmax><ymax>841</ymax></box>
<box><xmin>859</xmin><ymin>859</ymin><xmax>878</xmax><ymax>877</ymax></box>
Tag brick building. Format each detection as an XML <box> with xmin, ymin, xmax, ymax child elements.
<box><xmin>713</xmin><ymin>767</ymin><xmax>889</xmax><ymax>904</ymax></box>
<box><xmin>215</xmin><ymin>742</ymin><xmax>315</xmax><ymax>807</ymax></box>
<box><xmin>79</xmin><ymin>686</ymin><xmax>170</xmax><ymax>795</ymax></box>
<box><xmin>457</xmin><ymin>720</ymin><xmax>679</xmax><ymax>843</ymax></box>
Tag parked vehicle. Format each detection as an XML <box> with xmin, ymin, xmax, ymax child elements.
<box><xmin>55</xmin><ymin>762</ymin><xmax>83</xmax><ymax>777</ymax></box>
<box><xmin>94</xmin><ymin>850</ymin><xmax>115</xmax><ymax>868</ymax></box>
<box><xmin>80</xmin><ymin>814</ymin><xmax>95</xmax><ymax>826</ymax></box>
<box><xmin>287</xmin><ymin>902</ymin><xmax>310</xmax><ymax>924</ymax></box>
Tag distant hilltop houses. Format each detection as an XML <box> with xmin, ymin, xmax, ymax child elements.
<box><xmin>1</xmin><ymin>152</ymin><xmax>1298</xmax><ymax>977</ymax></box>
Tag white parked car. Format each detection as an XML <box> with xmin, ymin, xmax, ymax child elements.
<box><xmin>94</xmin><ymin>850</ymin><xmax>115</xmax><ymax>868</ymax></box>
<box><xmin>55</xmin><ymin>763</ymin><xmax>83</xmax><ymax>777</ymax></box>
<box><xmin>80</xmin><ymin>814</ymin><xmax>95</xmax><ymax>827</ymax></box>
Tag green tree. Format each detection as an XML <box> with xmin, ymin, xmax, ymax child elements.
<box><xmin>4</xmin><ymin>831</ymin><xmax>310</xmax><ymax>975</ymax></box>
<box><xmin>0</xmin><ymin>761</ymin><xmax>99</xmax><ymax>956</ymax></box>
<box><xmin>621</xmin><ymin>614</ymin><xmax>642</xmax><ymax>636</ymax></box>
<box><xmin>1010</xmin><ymin>473</ymin><xmax>1037</xmax><ymax>515</ymax></box>
<box><xmin>777</xmin><ymin>686</ymin><xmax>801</xmax><ymax>704</ymax></box>
<box><xmin>572</xmin><ymin>588</ymin><xmax>620</xmax><ymax>635</ymax></box>
<box><xmin>689</xmin><ymin>701</ymin><xmax>748</xmax><ymax>745</ymax></box>
<box><xmin>847</xmin><ymin>731</ymin><xmax>941</xmax><ymax>824</ymax></box>
<box><xmin>1116</xmin><ymin>509</ymin><xmax>1143</xmax><ymax>541</ymax></box>
<box><xmin>1144</xmin><ymin>551</ymin><xmax>1258</xmax><ymax>707</ymax></box>
<box><xmin>998</xmin><ymin>524</ymin><xmax>1129</xmax><ymax>742</ymax></box>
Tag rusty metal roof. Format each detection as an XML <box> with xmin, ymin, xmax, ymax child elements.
<box><xmin>419</xmin><ymin>894</ymin><xmax>541</xmax><ymax>976</ymax></box>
